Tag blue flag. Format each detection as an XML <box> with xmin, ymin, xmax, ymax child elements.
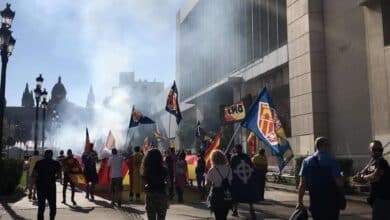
<box><xmin>129</xmin><ymin>107</ymin><xmax>155</xmax><ymax>128</ymax></box>
<box><xmin>241</xmin><ymin>87</ymin><xmax>294</xmax><ymax>170</ymax></box>
<box><xmin>165</xmin><ymin>81</ymin><xmax>182</xmax><ymax>124</ymax></box>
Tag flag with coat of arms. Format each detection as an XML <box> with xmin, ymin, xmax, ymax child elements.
<box><xmin>241</xmin><ymin>87</ymin><xmax>294</xmax><ymax>171</ymax></box>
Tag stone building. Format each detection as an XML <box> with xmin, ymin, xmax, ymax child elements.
<box><xmin>176</xmin><ymin>0</ymin><xmax>390</xmax><ymax>168</ymax></box>
<box><xmin>4</xmin><ymin>77</ymin><xmax>93</xmax><ymax>150</ymax></box>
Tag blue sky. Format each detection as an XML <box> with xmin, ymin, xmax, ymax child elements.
<box><xmin>4</xmin><ymin>0</ymin><xmax>183</xmax><ymax>106</ymax></box>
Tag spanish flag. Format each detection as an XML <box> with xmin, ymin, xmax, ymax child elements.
<box><xmin>204</xmin><ymin>133</ymin><xmax>222</xmax><ymax>170</ymax></box>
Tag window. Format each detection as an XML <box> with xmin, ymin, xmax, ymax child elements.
<box><xmin>383</xmin><ymin>0</ymin><xmax>390</xmax><ymax>46</ymax></box>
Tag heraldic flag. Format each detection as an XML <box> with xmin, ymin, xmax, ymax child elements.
<box><xmin>129</xmin><ymin>106</ymin><xmax>155</xmax><ymax>128</ymax></box>
<box><xmin>241</xmin><ymin>87</ymin><xmax>294</xmax><ymax>170</ymax></box>
<box><xmin>166</xmin><ymin>81</ymin><xmax>182</xmax><ymax>124</ymax></box>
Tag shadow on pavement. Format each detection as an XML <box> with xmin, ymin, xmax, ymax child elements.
<box><xmin>0</xmin><ymin>201</ymin><xmax>29</xmax><ymax>220</ymax></box>
<box><xmin>63</xmin><ymin>203</ymin><xmax>95</xmax><ymax>213</ymax></box>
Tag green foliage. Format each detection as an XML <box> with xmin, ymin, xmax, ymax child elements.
<box><xmin>0</xmin><ymin>158</ymin><xmax>24</xmax><ymax>195</ymax></box>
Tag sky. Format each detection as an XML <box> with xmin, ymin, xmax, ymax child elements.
<box><xmin>4</xmin><ymin>0</ymin><xmax>183</xmax><ymax>106</ymax></box>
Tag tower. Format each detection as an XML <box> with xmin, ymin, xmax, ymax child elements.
<box><xmin>86</xmin><ymin>85</ymin><xmax>95</xmax><ymax>108</ymax></box>
<box><xmin>21</xmin><ymin>83</ymin><xmax>34</xmax><ymax>108</ymax></box>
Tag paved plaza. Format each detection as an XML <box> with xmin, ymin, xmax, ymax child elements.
<box><xmin>0</xmin><ymin>182</ymin><xmax>372</xmax><ymax>220</ymax></box>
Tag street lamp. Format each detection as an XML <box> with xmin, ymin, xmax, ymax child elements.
<box><xmin>33</xmin><ymin>74</ymin><xmax>43</xmax><ymax>152</ymax></box>
<box><xmin>0</xmin><ymin>3</ymin><xmax>15</xmax><ymax>157</ymax></box>
<box><xmin>41</xmin><ymin>88</ymin><xmax>48</xmax><ymax>152</ymax></box>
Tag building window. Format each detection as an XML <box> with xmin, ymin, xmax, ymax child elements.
<box><xmin>383</xmin><ymin>0</ymin><xmax>390</xmax><ymax>46</ymax></box>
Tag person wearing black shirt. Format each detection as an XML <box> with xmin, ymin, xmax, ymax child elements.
<box><xmin>164</xmin><ymin>147</ymin><xmax>175</xmax><ymax>200</ymax></box>
<box><xmin>353</xmin><ymin>140</ymin><xmax>390</xmax><ymax>220</ymax></box>
<box><xmin>33</xmin><ymin>149</ymin><xmax>61</xmax><ymax>220</ymax></box>
<box><xmin>141</xmin><ymin>148</ymin><xmax>169</xmax><ymax>220</ymax></box>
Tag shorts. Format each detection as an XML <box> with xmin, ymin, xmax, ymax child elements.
<box><xmin>111</xmin><ymin>177</ymin><xmax>123</xmax><ymax>192</ymax></box>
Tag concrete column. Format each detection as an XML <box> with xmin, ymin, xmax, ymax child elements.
<box><xmin>287</xmin><ymin>0</ymin><xmax>328</xmax><ymax>155</ymax></box>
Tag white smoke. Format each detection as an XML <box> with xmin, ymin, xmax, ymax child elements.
<box><xmin>20</xmin><ymin>0</ymin><xmax>183</xmax><ymax>154</ymax></box>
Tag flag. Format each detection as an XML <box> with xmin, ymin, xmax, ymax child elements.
<box><xmin>84</xmin><ymin>128</ymin><xmax>93</xmax><ymax>154</ymax></box>
<box><xmin>204</xmin><ymin>133</ymin><xmax>222</xmax><ymax>170</ymax></box>
<box><xmin>195</xmin><ymin>120</ymin><xmax>212</xmax><ymax>148</ymax></box>
<box><xmin>241</xmin><ymin>87</ymin><xmax>294</xmax><ymax>171</ymax></box>
<box><xmin>152</xmin><ymin>125</ymin><xmax>166</xmax><ymax>140</ymax></box>
<box><xmin>143</xmin><ymin>136</ymin><xmax>151</xmax><ymax>153</ymax></box>
<box><xmin>247</xmin><ymin>132</ymin><xmax>257</xmax><ymax>155</ymax></box>
<box><xmin>129</xmin><ymin>106</ymin><xmax>155</xmax><ymax>128</ymax></box>
<box><xmin>220</xmin><ymin>95</ymin><xmax>252</xmax><ymax>124</ymax></box>
<box><xmin>165</xmin><ymin>81</ymin><xmax>182</xmax><ymax>124</ymax></box>
<box><xmin>105</xmin><ymin>130</ymin><xmax>116</xmax><ymax>150</ymax></box>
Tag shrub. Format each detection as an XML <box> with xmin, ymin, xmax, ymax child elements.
<box><xmin>0</xmin><ymin>158</ymin><xmax>24</xmax><ymax>195</ymax></box>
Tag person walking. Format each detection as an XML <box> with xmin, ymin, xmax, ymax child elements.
<box><xmin>62</xmin><ymin>149</ymin><xmax>80</xmax><ymax>206</ymax></box>
<box><xmin>28</xmin><ymin>150</ymin><xmax>42</xmax><ymax>201</ymax></box>
<box><xmin>297</xmin><ymin>137</ymin><xmax>344</xmax><ymax>220</ymax></box>
<box><xmin>33</xmin><ymin>149</ymin><xmax>61</xmax><ymax>220</ymax></box>
<box><xmin>141</xmin><ymin>148</ymin><xmax>169</xmax><ymax>220</ymax></box>
<box><xmin>230</xmin><ymin>144</ymin><xmax>257</xmax><ymax>219</ymax></box>
<box><xmin>56</xmin><ymin>150</ymin><xmax>65</xmax><ymax>184</ymax></box>
<box><xmin>129</xmin><ymin>146</ymin><xmax>143</xmax><ymax>202</ymax></box>
<box><xmin>206</xmin><ymin>149</ymin><xmax>233</xmax><ymax>220</ymax></box>
<box><xmin>353</xmin><ymin>140</ymin><xmax>390</xmax><ymax>220</ymax></box>
<box><xmin>82</xmin><ymin>148</ymin><xmax>98</xmax><ymax>201</ymax></box>
<box><xmin>175</xmin><ymin>150</ymin><xmax>188</xmax><ymax>203</ymax></box>
<box><xmin>108</xmin><ymin>148</ymin><xmax>124</xmax><ymax>207</ymax></box>
<box><xmin>164</xmin><ymin>147</ymin><xmax>176</xmax><ymax>200</ymax></box>
<box><xmin>195</xmin><ymin>151</ymin><xmax>206</xmax><ymax>200</ymax></box>
<box><xmin>252</xmin><ymin>148</ymin><xmax>268</xmax><ymax>201</ymax></box>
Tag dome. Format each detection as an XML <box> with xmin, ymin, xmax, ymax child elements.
<box><xmin>51</xmin><ymin>76</ymin><xmax>67</xmax><ymax>102</ymax></box>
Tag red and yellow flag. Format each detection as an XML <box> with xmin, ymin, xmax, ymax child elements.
<box><xmin>204</xmin><ymin>133</ymin><xmax>222</xmax><ymax>170</ymax></box>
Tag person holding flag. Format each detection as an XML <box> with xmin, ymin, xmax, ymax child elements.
<box><xmin>252</xmin><ymin>148</ymin><xmax>268</xmax><ymax>201</ymax></box>
<box><xmin>230</xmin><ymin>144</ymin><xmax>258</xmax><ymax>219</ymax></box>
<box><xmin>82</xmin><ymin>147</ymin><xmax>98</xmax><ymax>201</ymax></box>
<box><xmin>62</xmin><ymin>149</ymin><xmax>81</xmax><ymax>206</ymax></box>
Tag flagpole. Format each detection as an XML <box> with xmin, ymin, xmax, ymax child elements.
<box><xmin>168</xmin><ymin>114</ymin><xmax>172</xmax><ymax>139</ymax></box>
<box><xmin>224</xmin><ymin>125</ymin><xmax>241</xmax><ymax>154</ymax></box>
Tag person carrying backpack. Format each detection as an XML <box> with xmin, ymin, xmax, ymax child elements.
<box><xmin>195</xmin><ymin>151</ymin><xmax>206</xmax><ymax>200</ymax></box>
<box><xmin>206</xmin><ymin>149</ymin><xmax>233</xmax><ymax>220</ymax></box>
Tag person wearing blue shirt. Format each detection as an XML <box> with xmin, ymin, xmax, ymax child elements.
<box><xmin>297</xmin><ymin>137</ymin><xmax>344</xmax><ymax>220</ymax></box>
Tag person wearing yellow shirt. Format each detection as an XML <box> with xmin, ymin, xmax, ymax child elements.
<box><xmin>28</xmin><ymin>150</ymin><xmax>42</xmax><ymax>201</ymax></box>
<box><xmin>252</xmin><ymin>148</ymin><xmax>268</xmax><ymax>201</ymax></box>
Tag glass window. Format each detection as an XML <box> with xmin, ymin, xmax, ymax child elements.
<box><xmin>382</xmin><ymin>0</ymin><xmax>390</xmax><ymax>46</ymax></box>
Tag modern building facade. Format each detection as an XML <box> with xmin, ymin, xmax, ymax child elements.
<box><xmin>176</xmin><ymin>0</ymin><xmax>390</xmax><ymax>168</ymax></box>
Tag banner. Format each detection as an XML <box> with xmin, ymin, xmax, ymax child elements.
<box><xmin>129</xmin><ymin>106</ymin><xmax>155</xmax><ymax>128</ymax></box>
<box><xmin>241</xmin><ymin>87</ymin><xmax>293</xmax><ymax>171</ymax></box>
<box><xmin>220</xmin><ymin>95</ymin><xmax>252</xmax><ymax>124</ymax></box>
<box><xmin>165</xmin><ymin>81</ymin><xmax>182</xmax><ymax>124</ymax></box>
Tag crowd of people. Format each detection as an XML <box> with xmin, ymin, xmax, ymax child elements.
<box><xmin>22</xmin><ymin>136</ymin><xmax>390</xmax><ymax>220</ymax></box>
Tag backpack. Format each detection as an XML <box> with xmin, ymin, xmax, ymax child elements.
<box><xmin>208</xmin><ymin>167</ymin><xmax>232</xmax><ymax>210</ymax></box>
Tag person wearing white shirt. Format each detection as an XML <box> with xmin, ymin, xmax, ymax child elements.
<box><xmin>108</xmin><ymin>148</ymin><xmax>124</xmax><ymax>207</ymax></box>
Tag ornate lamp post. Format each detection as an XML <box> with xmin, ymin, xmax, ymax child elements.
<box><xmin>33</xmin><ymin>74</ymin><xmax>43</xmax><ymax>152</ymax></box>
<box><xmin>0</xmin><ymin>3</ymin><xmax>15</xmax><ymax>157</ymax></box>
<box><xmin>41</xmin><ymin>88</ymin><xmax>48</xmax><ymax>152</ymax></box>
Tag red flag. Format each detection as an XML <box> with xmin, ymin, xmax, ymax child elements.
<box><xmin>98</xmin><ymin>158</ymin><xmax>110</xmax><ymax>185</ymax></box>
<box><xmin>84</xmin><ymin>128</ymin><xmax>92</xmax><ymax>154</ymax></box>
<box><xmin>204</xmin><ymin>133</ymin><xmax>222</xmax><ymax>170</ymax></box>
